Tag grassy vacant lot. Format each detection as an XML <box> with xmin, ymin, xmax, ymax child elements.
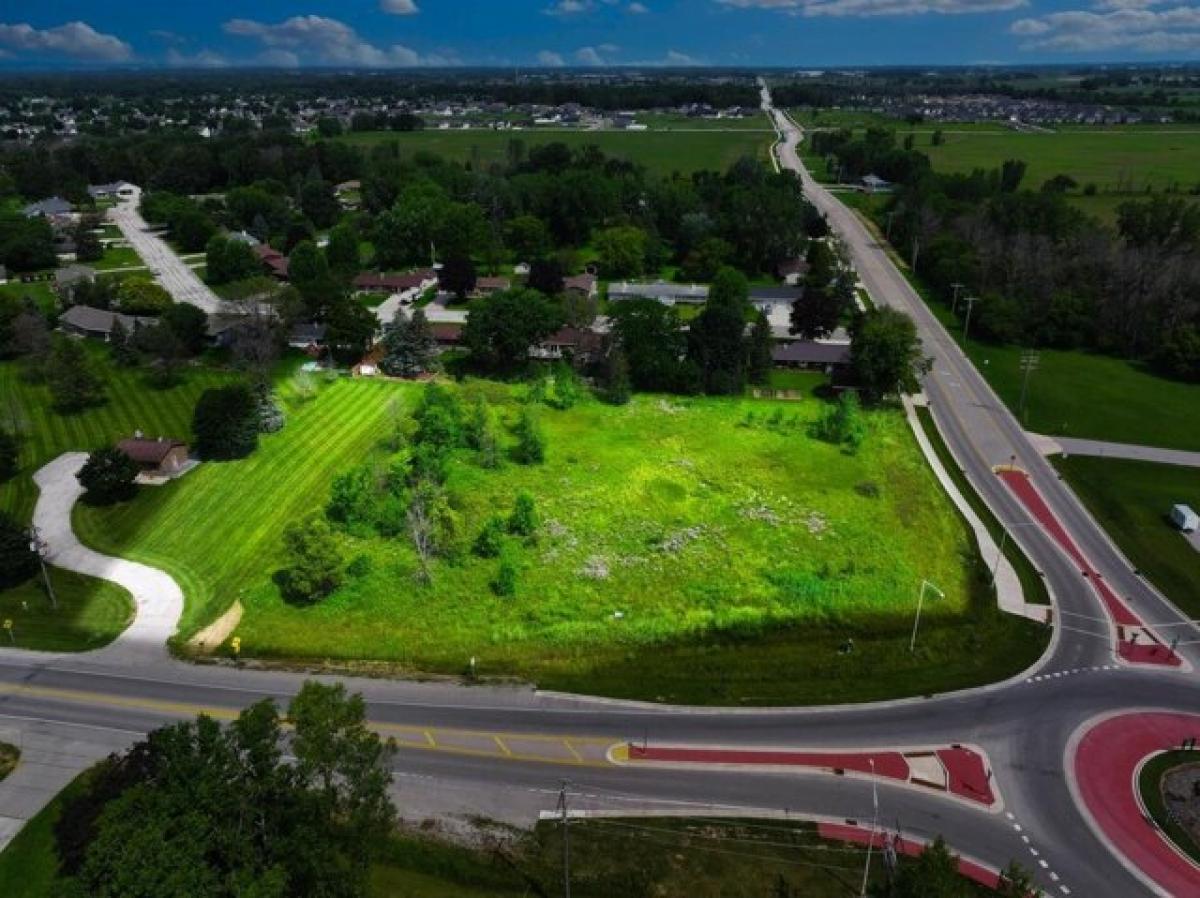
<box><xmin>1052</xmin><ymin>456</ymin><xmax>1200</xmax><ymax>618</ymax></box>
<box><xmin>91</xmin><ymin>244</ymin><xmax>144</xmax><ymax>271</ymax></box>
<box><xmin>75</xmin><ymin>372</ymin><xmax>1046</xmax><ymax>704</ymax></box>
<box><xmin>0</xmin><ymin>347</ymin><xmax>233</xmax><ymax>523</ymax></box>
<box><xmin>334</xmin><ymin>129</ymin><xmax>769</xmax><ymax>176</ymax></box>
<box><xmin>1138</xmin><ymin>750</ymin><xmax>1200</xmax><ymax>867</ymax></box>
<box><xmin>0</xmin><ymin>571</ymin><xmax>132</xmax><ymax>651</ymax></box>
<box><xmin>0</xmin><ymin>278</ymin><xmax>56</xmax><ymax>314</ymax></box>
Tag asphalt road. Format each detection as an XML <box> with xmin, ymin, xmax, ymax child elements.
<box><xmin>109</xmin><ymin>193</ymin><xmax>223</xmax><ymax>313</ymax></box>
<box><xmin>0</xmin><ymin>86</ymin><xmax>1197</xmax><ymax>898</ymax></box>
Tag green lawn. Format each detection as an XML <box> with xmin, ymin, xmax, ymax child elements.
<box><xmin>332</xmin><ymin>129</ymin><xmax>770</xmax><ymax>176</ymax></box>
<box><xmin>91</xmin><ymin>244</ymin><xmax>144</xmax><ymax>271</ymax></box>
<box><xmin>0</xmin><ymin>278</ymin><xmax>56</xmax><ymax>314</ymax></box>
<box><xmin>0</xmin><ymin>570</ymin><xmax>132</xmax><ymax>651</ymax></box>
<box><xmin>1052</xmin><ymin>456</ymin><xmax>1200</xmax><ymax>618</ymax></box>
<box><xmin>74</xmin><ymin>375</ymin><xmax>1046</xmax><ymax>703</ymax></box>
<box><xmin>0</xmin><ymin>766</ymin><xmax>90</xmax><ymax>898</ymax></box>
<box><xmin>1138</xmin><ymin>750</ymin><xmax>1200</xmax><ymax>867</ymax></box>
<box><xmin>0</xmin><ymin>346</ymin><xmax>234</xmax><ymax>523</ymax></box>
<box><xmin>920</xmin><ymin>128</ymin><xmax>1200</xmax><ymax>193</ymax></box>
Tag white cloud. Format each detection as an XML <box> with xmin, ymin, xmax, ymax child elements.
<box><xmin>257</xmin><ymin>48</ymin><xmax>301</xmax><ymax>68</ymax></box>
<box><xmin>575</xmin><ymin>45</ymin><xmax>608</xmax><ymax>64</ymax></box>
<box><xmin>380</xmin><ymin>0</ymin><xmax>420</xmax><ymax>13</ymax></box>
<box><xmin>546</xmin><ymin>0</ymin><xmax>593</xmax><ymax>14</ymax></box>
<box><xmin>1011</xmin><ymin>4</ymin><xmax>1200</xmax><ymax>52</ymax></box>
<box><xmin>0</xmin><ymin>20</ymin><xmax>132</xmax><ymax>61</ymax></box>
<box><xmin>166</xmin><ymin>48</ymin><xmax>229</xmax><ymax>68</ymax></box>
<box><xmin>628</xmin><ymin>2</ymin><xmax>651</xmax><ymax>11</ymax></box>
<box><xmin>715</xmin><ymin>0</ymin><xmax>1026</xmax><ymax>15</ymax></box>
<box><xmin>223</xmin><ymin>15</ymin><xmax>439</xmax><ymax>67</ymax></box>
<box><xmin>536</xmin><ymin>50</ymin><xmax>566</xmax><ymax>65</ymax></box>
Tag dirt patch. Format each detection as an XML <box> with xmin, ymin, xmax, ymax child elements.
<box><xmin>187</xmin><ymin>600</ymin><xmax>243</xmax><ymax>654</ymax></box>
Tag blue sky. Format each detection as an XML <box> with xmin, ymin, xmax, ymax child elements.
<box><xmin>2</xmin><ymin>0</ymin><xmax>1199</xmax><ymax>69</ymax></box>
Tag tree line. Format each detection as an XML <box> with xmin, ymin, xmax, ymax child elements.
<box><xmin>814</xmin><ymin>126</ymin><xmax>1200</xmax><ymax>382</ymax></box>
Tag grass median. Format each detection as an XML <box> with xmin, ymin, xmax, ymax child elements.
<box><xmin>1138</xmin><ymin>749</ymin><xmax>1200</xmax><ymax>868</ymax></box>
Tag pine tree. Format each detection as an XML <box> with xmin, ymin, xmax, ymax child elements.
<box><xmin>747</xmin><ymin>312</ymin><xmax>774</xmax><ymax>386</ymax></box>
<box><xmin>380</xmin><ymin>309</ymin><xmax>436</xmax><ymax>377</ymax></box>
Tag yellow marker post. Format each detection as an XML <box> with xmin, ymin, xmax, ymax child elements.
<box><xmin>2</xmin><ymin>619</ymin><xmax>12</xmax><ymax>644</ymax></box>
<box><xmin>230</xmin><ymin>636</ymin><xmax>241</xmax><ymax>658</ymax></box>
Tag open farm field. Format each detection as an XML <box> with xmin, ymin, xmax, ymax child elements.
<box><xmin>73</xmin><ymin>373</ymin><xmax>1046</xmax><ymax>704</ymax></box>
<box><xmin>332</xmin><ymin>128</ymin><xmax>770</xmax><ymax>176</ymax></box>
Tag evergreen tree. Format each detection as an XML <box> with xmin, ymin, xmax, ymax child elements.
<box><xmin>602</xmin><ymin>347</ymin><xmax>632</xmax><ymax>405</ymax></box>
<box><xmin>380</xmin><ymin>309</ymin><xmax>436</xmax><ymax>377</ymax></box>
<box><xmin>747</xmin><ymin>312</ymin><xmax>774</xmax><ymax>386</ymax></box>
<box><xmin>0</xmin><ymin>427</ymin><xmax>18</xmax><ymax>482</ymax></box>
<box><xmin>0</xmin><ymin>510</ymin><xmax>37</xmax><ymax>588</ymax></box>
<box><xmin>512</xmin><ymin>407</ymin><xmax>546</xmax><ymax>465</ymax></box>
<box><xmin>47</xmin><ymin>337</ymin><xmax>106</xmax><ymax>412</ymax></box>
<box><xmin>192</xmin><ymin>383</ymin><xmax>259</xmax><ymax>460</ymax></box>
<box><xmin>108</xmin><ymin>318</ymin><xmax>138</xmax><ymax>368</ymax></box>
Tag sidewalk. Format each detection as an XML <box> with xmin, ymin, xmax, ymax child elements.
<box><xmin>1030</xmin><ymin>434</ymin><xmax>1200</xmax><ymax>469</ymax></box>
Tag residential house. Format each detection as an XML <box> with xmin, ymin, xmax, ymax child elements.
<box><xmin>287</xmin><ymin>322</ymin><xmax>327</xmax><ymax>351</ymax></box>
<box><xmin>564</xmin><ymin>273</ymin><xmax>598</xmax><ymax>299</ymax></box>
<box><xmin>861</xmin><ymin>174</ymin><xmax>893</xmax><ymax>194</ymax></box>
<box><xmin>117</xmin><ymin>436</ymin><xmax>190</xmax><ymax>475</ymax></box>
<box><xmin>771</xmin><ymin>340</ymin><xmax>852</xmax><ymax>373</ymax></box>
<box><xmin>471</xmin><ymin>276</ymin><xmax>511</xmax><ymax>298</ymax></box>
<box><xmin>54</xmin><ymin>264</ymin><xmax>96</xmax><ymax>297</ymax></box>
<box><xmin>60</xmin><ymin>305</ymin><xmax>156</xmax><ymax>342</ymax></box>
<box><xmin>776</xmin><ymin>257</ymin><xmax>809</xmax><ymax>286</ymax></box>
<box><xmin>607</xmin><ymin>281</ymin><xmax>709</xmax><ymax>306</ymax></box>
<box><xmin>253</xmin><ymin>244</ymin><xmax>289</xmax><ymax>280</ymax></box>
<box><xmin>23</xmin><ymin>196</ymin><xmax>73</xmax><ymax>219</ymax></box>
<box><xmin>749</xmin><ymin>286</ymin><xmax>804</xmax><ymax>339</ymax></box>
<box><xmin>529</xmin><ymin>326</ymin><xmax>609</xmax><ymax>365</ymax></box>
<box><xmin>87</xmin><ymin>181</ymin><xmax>138</xmax><ymax>201</ymax></box>
<box><xmin>352</xmin><ymin>269</ymin><xmax>437</xmax><ymax>301</ymax></box>
<box><xmin>430</xmin><ymin>322</ymin><xmax>464</xmax><ymax>350</ymax></box>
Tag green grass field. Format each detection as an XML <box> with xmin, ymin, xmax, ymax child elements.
<box><xmin>333</xmin><ymin>129</ymin><xmax>770</xmax><ymax>176</ymax></box>
<box><xmin>73</xmin><ymin>373</ymin><xmax>1046</xmax><ymax>703</ymax></box>
<box><xmin>920</xmin><ymin>129</ymin><xmax>1200</xmax><ymax>193</ymax></box>
<box><xmin>1138</xmin><ymin>750</ymin><xmax>1200</xmax><ymax>867</ymax></box>
<box><xmin>1052</xmin><ymin>456</ymin><xmax>1200</xmax><ymax>618</ymax></box>
<box><xmin>0</xmin><ymin>347</ymin><xmax>234</xmax><ymax>523</ymax></box>
<box><xmin>0</xmin><ymin>278</ymin><xmax>56</xmax><ymax>314</ymax></box>
<box><xmin>0</xmin><ymin>570</ymin><xmax>132</xmax><ymax>651</ymax></box>
<box><xmin>91</xmin><ymin>244</ymin><xmax>144</xmax><ymax>271</ymax></box>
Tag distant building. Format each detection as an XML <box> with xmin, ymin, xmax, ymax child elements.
<box><xmin>771</xmin><ymin>340</ymin><xmax>852</xmax><ymax>372</ymax></box>
<box><xmin>607</xmin><ymin>281</ymin><xmax>709</xmax><ymax>305</ymax></box>
<box><xmin>776</xmin><ymin>257</ymin><xmax>809</xmax><ymax>285</ymax></box>
<box><xmin>54</xmin><ymin>264</ymin><xmax>96</xmax><ymax>295</ymax></box>
<box><xmin>23</xmin><ymin>196</ymin><xmax>73</xmax><ymax>219</ymax></box>
<box><xmin>861</xmin><ymin>174</ymin><xmax>893</xmax><ymax>194</ymax></box>
<box><xmin>352</xmin><ymin>270</ymin><xmax>437</xmax><ymax>296</ymax></box>
<box><xmin>287</xmin><ymin>322</ymin><xmax>327</xmax><ymax>350</ymax></box>
<box><xmin>471</xmin><ymin>276</ymin><xmax>511</xmax><ymax>298</ymax></box>
<box><xmin>87</xmin><ymin>181</ymin><xmax>138</xmax><ymax>200</ymax></box>
<box><xmin>564</xmin><ymin>273</ymin><xmax>598</xmax><ymax>299</ymax></box>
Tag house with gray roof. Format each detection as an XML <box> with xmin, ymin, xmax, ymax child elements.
<box><xmin>23</xmin><ymin>196</ymin><xmax>73</xmax><ymax>219</ymax></box>
<box><xmin>607</xmin><ymin>281</ymin><xmax>709</xmax><ymax>305</ymax></box>
<box><xmin>59</xmin><ymin>305</ymin><xmax>157</xmax><ymax>342</ymax></box>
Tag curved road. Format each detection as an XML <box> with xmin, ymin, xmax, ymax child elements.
<box><xmin>0</xmin><ymin>85</ymin><xmax>1197</xmax><ymax>897</ymax></box>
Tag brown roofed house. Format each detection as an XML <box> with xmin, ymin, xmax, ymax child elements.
<box><xmin>117</xmin><ymin>436</ymin><xmax>190</xmax><ymax>475</ymax></box>
<box><xmin>253</xmin><ymin>244</ymin><xmax>289</xmax><ymax>280</ymax></box>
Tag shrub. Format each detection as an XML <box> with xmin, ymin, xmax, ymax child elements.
<box><xmin>0</xmin><ymin>511</ymin><xmax>37</xmax><ymax>588</ymax></box>
<box><xmin>812</xmin><ymin>392</ymin><xmax>865</xmax><ymax>452</ymax></box>
<box><xmin>492</xmin><ymin>551</ymin><xmax>518</xmax><ymax>597</ymax></box>
<box><xmin>472</xmin><ymin>515</ymin><xmax>506</xmax><ymax>558</ymax></box>
<box><xmin>326</xmin><ymin>465</ymin><xmax>377</xmax><ymax>529</ymax></box>
<box><xmin>512</xmin><ymin>407</ymin><xmax>545</xmax><ymax>465</ymax></box>
<box><xmin>77</xmin><ymin>446</ymin><xmax>139</xmax><ymax>506</ymax></box>
<box><xmin>281</xmin><ymin>515</ymin><xmax>344</xmax><ymax>602</ymax></box>
<box><xmin>508</xmin><ymin>492</ymin><xmax>538</xmax><ymax>537</ymax></box>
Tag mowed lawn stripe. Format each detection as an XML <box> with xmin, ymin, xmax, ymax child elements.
<box><xmin>75</xmin><ymin>379</ymin><xmax>397</xmax><ymax>635</ymax></box>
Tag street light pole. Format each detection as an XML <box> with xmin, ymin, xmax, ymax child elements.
<box><xmin>961</xmin><ymin>296</ymin><xmax>980</xmax><ymax>342</ymax></box>
<box><xmin>909</xmin><ymin>579</ymin><xmax>945</xmax><ymax>653</ymax></box>
<box><xmin>859</xmin><ymin>757</ymin><xmax>879</xmax><ymax>897</ymax></box>
<box><xmin>28</xmin><ymin>526</ymin><xmax>57</xmax><ymax>610</ymax></box>
<box><xmin>1018</xmin><ymin>351</ymin><xmax>1040</xmax><ymax>421</ymax></box>
<box><xmin>950</xmin><ymin>281</ymin><xmax>964</xmax><ymax>314</ymax></box>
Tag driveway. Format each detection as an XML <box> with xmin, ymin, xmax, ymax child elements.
<box><xmin>18</xmin><ymin>453</ymin><xmax>182</xmax><ymax>666</ymax></box>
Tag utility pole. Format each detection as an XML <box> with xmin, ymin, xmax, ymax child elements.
<box><xmin>910</xmin><ymin>579</ymin><xmax>944</xmax><ymax>653</ymax></box>
<box><xmin>859</xmin><ymin>757</ymin><xmax>879</xmax><ymax>897</ymax></box>
<box><xmin>950</xmin><ymin>281</ymin><xmax>964</xmax><ymax>314</ymax></box>
<box><xmin>910</xmin><ymin>237</ymin><xmax>920</xmax><ymax>274</ymax></box>
<box><xmin>28</xmin><ymin>526</ymin><xmax>57</xmax><ymax>610</ymax></box>
<box><xmin>1018</xmin><ymin>351</ymin><xmax>1040</xmax><ymax>421</ymax></box>
<box><xmin>885</xmin><ymin>211</ymin><xmax>895</xmax><ymax>241</ymax></box>
<box><xmin>557</xmin><ymin>780</ymin><xmax>571</xmax><ymax>898</ymax></box>
<box><xmin>961</xmin><ymin>296</ymin><xmax>980</xmax><ymax>342</ymax></box>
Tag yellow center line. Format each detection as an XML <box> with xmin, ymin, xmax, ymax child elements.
<box><xmin>0</xmin><ymin>681</ymin><xmax>618</xmax><ymax>768</ymax></box>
